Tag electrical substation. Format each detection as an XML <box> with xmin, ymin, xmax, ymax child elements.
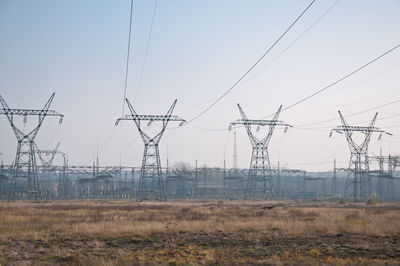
<box><xmin>0</xmin><ymin>94</ymin><xmax>399</xmax><ymax>202</ymax></box>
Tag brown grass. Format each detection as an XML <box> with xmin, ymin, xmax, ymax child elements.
<box><xmin>0</xmin><ymin>200</ymin><xmax>400</xmax><ymax>265</ymax></box>
<box><xmin>1</xmin><ymin>200</ymin><xmax>399</xmax><ymax>238</ymax></box>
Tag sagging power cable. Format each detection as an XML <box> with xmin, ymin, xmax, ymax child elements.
<box><xmin>121</xmin><ymin>0</ymin><xmax>135</xmax><ymax>117</ymax></box>
<box><xmin>186</xmin><ymin>0</ymin><xmax>317</xmax><ymax>124</ymax></box>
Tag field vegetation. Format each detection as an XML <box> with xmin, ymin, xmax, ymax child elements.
<box><xmin>0</xmin><ymin>200</ymin><xmax>399</xmax><ymax>265</ymax></box>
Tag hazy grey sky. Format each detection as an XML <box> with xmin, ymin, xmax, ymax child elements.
<box><xmin>1</xmin><ymin>0</ymin><xmax>400</xmax><ymax>171</ymax></box>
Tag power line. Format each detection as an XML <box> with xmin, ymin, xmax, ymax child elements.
<box><xmin>231</xmin><ymin>0</ymin><xmax>341</xmax><ymax>94</ymax></box>
<box><xmin>186</xmin><ymin>0</ymin><xmax>317</xmax><ymax>124</ymax></box>
<box><xmin>188</xmin><ymin>124</ymin><xmax>226</xmax><ymax>132</ymax></box>
<box><xmin>311</xmin><ymin>62</ymin><xmax>400</xmax><ymax>100</ymax></box>
<box><xmin>296</xmin><ymin>99</ymin><xmax>400</xmax><ymax>128</ymax></box>
<box><xmin>101</xmin><ymin>135</ymin><xmax>140</xmax><ymax>165</ymax></box>
<box><xmin>98</xmin><ymin>127</ymin><xmax>117</xmax><ymax>154</ymax></box>
<box><xmin>294</xmin><ymin>114</ymin><xmax>400</xmax><ymax>132</ymax></box>
<box><xmin>185</xmin><ymin>62</ymin><xmax>400</xmax><ymax>133</ymax></box>
<box><xmin>121</xmin><ymin>0</ymin><xmax>135</xmax><ymax>117</ymax></box>
<box><xmin>187</xmin><ymin>99</ymin><xmax>400</xmax><ymax>134</ymax></box>
<box><xmin>45</xmin><ymin>123</ymin><xmax>61</xmax><ymax>149</ymax></box>
<box><xmin>183</xmin><ymin>0</ymin><xmax>339</xmax><ymax>110</ymax></box>
<box><xmin>133</xmin><ymin>0</ymin><xmax>158</xmax><ymax>102</ymax></box>
<box><xmin>265</xmin><ymin>43</ymin><xmax>400</xmax><ymax>117</ymax></box>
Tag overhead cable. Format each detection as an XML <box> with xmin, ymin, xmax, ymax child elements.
<box><xmin>186</xmin><ymin>0</ymin><xmax>317</xmax><ymax>124</ymax></box>
<box><xmin>262</xmin><ymin>43</ymin><xmax>400</xmax><ymax>118</ymax></box>
<box><xmin>121</xmin><ymin>0</ymin><xmax>135</xmax><ymax>116</ymax></box>
<box><xmin>133</xmin><ymin>0</ymin><xmax>159</xmax><ymax>102</ymax></box>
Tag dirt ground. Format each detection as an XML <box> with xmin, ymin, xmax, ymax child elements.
<box><xmin>0</xmin><ymin>200</ymin><xmax>399</xmax><ymax>265</ymax></box>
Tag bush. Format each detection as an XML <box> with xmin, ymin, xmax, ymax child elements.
<box><xmin>366</xmin><ymin>198</ymin><xmax>376</xmax><ymax>205</ymax></box>
<box><xmin>338</xmin><ymin>199</ymin><xmax>347</xmax><ymax>204</ymax></box>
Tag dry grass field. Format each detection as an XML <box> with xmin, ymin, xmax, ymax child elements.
<box><xmin>0</xmin><ymin>200</ymin><xmax>400</xmax><ymax>265</ymax></box>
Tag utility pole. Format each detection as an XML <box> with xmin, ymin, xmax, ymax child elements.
<box><xmin>194</xmin><ymin>159</ymin><xmax>198</xmax><ymax>198</ymax></box>
<box><xmin>61</xmin><ymin>153</ymin><xmax>68</xmax><ymax>199</ymax></box>
<box><xmin>203</xmin><ymin>162</ymin><xmax>207</xmax><ymax>199</ymax></box>
<box><xmin>116</xmin><ymin>98</ymin><xmax>185</xmax><ymax>201</ymax></box>
<box><xmin>277</xmin><ymin>160</ymin><xmax>281</xmax><ymax>198</ymax></box>
<box><xmin>166</xmin><ymin>145</ymin><xmax>169</xmax><ymax>177</ymax></box>
<box><xmin>376</xmin><ymin>148</ymin><xmax>385</xmax><ymax>200</ymax></box>
<box><xmin>330</xmin><ymin>111</ymin><xmax>391</xmax><ymax>202</ymax></box>
<box><xmin>233</xmin><ymin>131</ymin><xmax>238</xmax><ymax>169</ymax></box>
<box><xmin>332</xmin><ymin>158</ymin><xmax>337</xmax><ymax>197</ymax></box>
<box><xmin>0</xmin><ymin>93</ymin><xmax>63</xmax><ymax>201</ymax></box>
<box><xmin>229</xmin><ymin>104</ymin><xmax>291</xmax><ymax>200</ymax></box>
<box><xmin>223</xmin><ymin>149</ymin><xmax>226</xmax><ymax>188</ymax></box>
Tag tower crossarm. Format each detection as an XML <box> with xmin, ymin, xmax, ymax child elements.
<box><xmin>0</xmin><ymin>108</ymin><xmax>63</xmax><ymax>118</ymax></box>
<box><xmin>116</xmin><ymin>114</ymin><xmax>185</xmax><ymax>123</ymax></box>
<box><xmin>0</xmin><ymin>93</ymin><xmax>64</xmax><ymax>141</ymax></box>
<box><xmin>115</xmin><ymin>98</ymin><xmax>186</xmax><ymax>126</ymax></box>
<box><xmin>0</xmin><ymin>93</ymin><xmax>64</xmax><ymax>120</ymax></box>
<box><xmin>329</xmin><ymin>111</ymin><xmax>391</xmax><ymax>141</ymax></box>
<box><xmin>115</xmin><ymin>98</ymin><xmax>185</xmax><ymax>145</ymax></box>
<box><xmin>229</xmin><ymin>104</ymin><xmax>292</xmax><ymax>134</ymax></box>
<box><xmin>230</xmin><ymin>119</ymin><xmax>291</xmax><ymax>127</ymax></box>
<box><xmin>331</xmin><ymin>125</ymin><xmax>389</xmax><ymax>135</ymax></box>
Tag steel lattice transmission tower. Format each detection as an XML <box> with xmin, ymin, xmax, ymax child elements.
<box><xmin>229</xmin><ymin>104</ymin><xmax>291</xmax><ymax>199</ymax></box>
<box><xmin>35</xmin><ymin>142</ymin><xmax>68</xmax><ymax>199</ymax></box>
<box><xmin>371</xmin><ymin>152</ymin><xmax>400</xmax><ymax>200</ymax></box>
<box><xmin>0</xmin><ymin>93</ymin><xmax>63</xmax><ymax>201</ymax></box>
<box><xmin>116</xmin><ymin>98</ymin><xmax>185</xmax><ymax>201</ymax></box>
<box><xmin>330</xmin><ymin>111</ymin><xmax>391</xmax><ymax>202</ymax></box>
<box><xmin>35</xmin><ymin>142</ymin><xmax>61</xmax><ymax>170</ymax></box>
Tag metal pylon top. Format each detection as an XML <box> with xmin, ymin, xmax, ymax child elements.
<box><xmin>229</xmin><ymin>104</ymin><xmax>292</xmax><ymax>145</ymax></box>
<box><xmin>116</xmin><ymin>98</ymin><xmax>185</xmax><ymax>145</ymax></box>
<box><xmin>329</xmin><ymin>111</ymin><xmax>391</xmax><ymax>150</ymax></box>
<box><xmin>0</xmin><ymin>93</ymin><xmax>64</xmax><ymax>141</ymax></box>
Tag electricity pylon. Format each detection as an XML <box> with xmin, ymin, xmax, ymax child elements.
<box><xmin>0</xmin><ymin>93</ymin><xmax>63</xmax><ymax>201</ymax></box>
<box><xmin>229</xmin><ymin>104</ymin><xmax>291</xmax><ymax>199</ymax></box>
<box><xmin>35</xmin><ymin>142</ymin><xmax>60</xmax><ymax>170</ymax></box>
<box><xmin>35</xmin><ymin>142</ymin><xmax>68</xmax><ymax>199</ymax></box>
<box><xmin>370</xmin><ymin>152</ymin><xmax>400</xmax><ymax>200</ymax></box>
<box><xmin>330</xmin><ymin>111</ymin><xmax>391</xmax><ymax>202</ymax></box>
<box><xmin>116</xmin><ymin>98</ymin><xmax>185</xmax><ymax>201</ymax></box>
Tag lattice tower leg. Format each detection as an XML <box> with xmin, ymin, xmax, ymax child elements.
<box><xmin>8</xmin><ymin>140</ymin><xmax>39</xmax><ymax>201</ymax></box>
<box><xmin>138</xmin><ymin>143</ymin><xmax>165</xmax><ymax>201</ymax></box>
<box><xmin>247</xmin><ymin>143</ymin><xmax>273</xmax><ymax>200</ymax></box>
